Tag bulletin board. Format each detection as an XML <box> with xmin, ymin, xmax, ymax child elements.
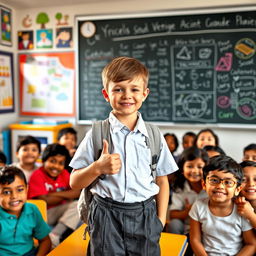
<box><xmin>76</xmin><ymin>8</ymin><xmax>256</xmax><ymax>125</ymax></box>
<box><xmin>0</xmin><ymin>51</ymin><xmax>14</xmax><ymax>113</ymax></box>
<box><xmin>19</xmin><ymin>52</ymin><xmax>75</xmax><ymax>116</ymax></box>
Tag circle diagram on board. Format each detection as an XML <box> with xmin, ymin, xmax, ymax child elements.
<box><xmin>183</xmin><ymin>94</ymin><xmax>207</xmax><ymax>119</ymax></box>
<box><xmin>217</xmin><ymin>96</ymin><xmax>231</xmax><ymax>109</ymax></box>
<box><xmin>80</xmin><ymin>21</ymin><xmax>96</xmax><ymax>38</ymax></box>
<box><xmin>234</xmin><ymin>38</ymin><xmax>256</xmax><ymax>60</ymax></box>
<box><xmin>237</xmin><ymin>98</ymin><xmax>256</xmax><ymax>120</ymax></box>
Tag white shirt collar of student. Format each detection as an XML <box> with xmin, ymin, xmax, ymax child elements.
<box><xmin>109</xmin><ymin>112</ymin><xmax>148</xmax><ymax>137</ymax></box>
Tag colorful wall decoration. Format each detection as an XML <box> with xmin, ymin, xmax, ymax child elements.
<box><xmin>0</xmin><ymin>51</ymin><xmax>14</xmax><ymax>113</ymax></box>
<box><xmin>19</xmin><ymin>52</ymin><xmax>75</xmax><ymax>116</ymax></box>
<box><xmin>0</xmin><ymin>6</ymin><xmax>12</xmax><ymax>46</ymax></box>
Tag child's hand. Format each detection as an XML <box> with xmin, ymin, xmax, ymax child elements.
<box><xmin>96</xmin><ymin>139</ymin><xmax>121</xmax><ymax>175</ymax></box>
<box><xmin>235</xmin><ymin>196</ymin><xmax>254</xmax><ymax>219</ymax></box>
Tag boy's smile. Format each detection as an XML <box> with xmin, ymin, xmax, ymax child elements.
<box><xmin>102</xmin><ymin>76</ymin><xmax>149</xmax><ymax>124</ymax></box>
<box><xmin>241</xmin><ymin>166</ymin><xmax>256</xmax><ymax>201</ymax></box>
<box><xmin>0</xmin><ymin>176</ymin><xmax>27</xmax><ymax>217</ymax></box>
<box><xmin>203</xmin><ymin>170</ymin><xmax>241</xmax><ymax>205</ymax></box>
<box><xmin>44</xmin><ymin>155</ymin><xmax>66</xmax><ymax>179</ymax></box>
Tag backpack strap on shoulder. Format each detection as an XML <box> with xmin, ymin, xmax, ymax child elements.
<box><xmin>145</xmin><ymin>122</ymin><xmax>162</xmax><ymax>178</ymax></box>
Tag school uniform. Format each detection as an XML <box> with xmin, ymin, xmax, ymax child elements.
<box><xmin>70</xmin><ymin>112</ymin><xmax>178</xmax><ymax>256</ymax></box>
<box><xmin>0</xmin><ymin>203</ymin><xmax>50</xmax><ymax>256</ymax></box>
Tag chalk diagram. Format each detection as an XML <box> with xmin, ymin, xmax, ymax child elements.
<box><xmin>172</xmin><ymin>44</ymin><xmax>215</xmax><ymax>122</ymax></box>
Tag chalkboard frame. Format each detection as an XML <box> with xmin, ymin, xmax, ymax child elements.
<box><xmin>75</xmin><ymin>6</ymin><xmax>256</xmax><ymax>127</ymax></box>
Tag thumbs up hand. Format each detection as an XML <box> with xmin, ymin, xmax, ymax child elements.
<box><xmin>95</xmin><ymin>139</ymin><xmax>121</xmax><ymax>175</ymax></box>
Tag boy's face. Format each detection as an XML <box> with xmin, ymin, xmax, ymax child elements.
<box><xmin>165</xmin><ymin>135</ymin><xmax>176</xmax><ymax>153</ymax></box>
<box><xmin>0</xmin><ymin>176</ymin><xmax>27</xmax><ymax>217</ymax></box>
<box><xmin>58</xmin><ymin>133</ymin><xmax>76</xmax><ymax>151</ymax></box>
<box><xmin>102</xmin><ymin>76</ymin><xmax>149</xmax><ymax>121</ymax></box>
<box><xmin>243</xmin><ymin>149</ymin><xmax>256</xmax><ymax>162</ymax></box>
<box><xmin>196</xmin><ymin>131</ymin><xmax>216</xmax><ymax>149</ymax></box>
<box><xmin>203</xmin><ymin>170</ymin><xmax>241</xmax><ymax>205</ymax></box>
<box><xmin>16</xmin><ymin>143</ymin><xmax>40</xmax><ymax>165</ymax></box>
<box><xmin>241</xmin><ymin>166</ymin><xmax>256</xmax><ymax>201</ymax></box>
<box><xmin>182</xmin><ymin>135</ymin><xmax>194</xmax><ymax>149</ymax></box>
<box><xmin>44</xmin><ymin>154</ymin><xmax>66</xmax><ymax>179</ymax></box>
<box><xmin>183</xmin><ymin>158</ymin><xmax>205</xmax><ymax>183</ymax></box>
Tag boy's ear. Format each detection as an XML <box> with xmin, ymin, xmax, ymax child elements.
<box><xmin>102</xmin><ymin>89</ymin><xmax>109</xmax><ymax>102</ymax></box>
<box><xmin>202</xmin><ymin>179</ymin><xmax>206</xmax><ymax>190</ymax></box>
<box><xmin>142</xmin><ymin>88</ymin><xmax>150</xmax><ymax>102</ymax></box>
<box><xmin>234</xmin><ymin>185</ymin><xmax>242</xmax><ymax>197</ymax></box>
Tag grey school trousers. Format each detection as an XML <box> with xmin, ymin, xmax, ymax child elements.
<box><xmin>87</xmin><ymin>195</ymin><xmax>163</xmax><ymax>256</ymax></box>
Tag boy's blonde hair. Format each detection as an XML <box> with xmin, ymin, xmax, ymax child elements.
<box><xmin>102</xmin><ymin>56</ymin><xmax>149</xmax><ymax>90</ymax></box>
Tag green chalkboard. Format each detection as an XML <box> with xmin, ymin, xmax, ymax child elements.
<box><xmin>76</xmin><ymin>9</ymin><xmax>256</xmax><ymax>124</ymax></box>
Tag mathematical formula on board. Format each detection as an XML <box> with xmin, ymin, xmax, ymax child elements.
<box><xmin>77</xmin><ymin>10</ymin><xmax>256</xmax><ymax>124</ymax></box>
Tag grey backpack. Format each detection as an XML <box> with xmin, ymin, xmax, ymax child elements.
<box><xmin>77</xmin><ymin>118</ymin><xmax>162</xmax><ymax>233</ymax></box>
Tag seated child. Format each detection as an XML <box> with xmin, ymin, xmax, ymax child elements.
<box><xmin>203</xmin><ymin>145</ymin><xmax>225</xmax><ymax>158</ymax></box>
<box><xmin>13</xmin><ymin>135</ymin><xmax>41</xmax><ymax>182</ymax></box>
<box><xmin>189</xmin><ymin>155</ymin><xmax>255</xmax><ymax>256</ymax></box>
<box><xmin>194</xmin><ymin>128</ymin><xmax>219</xmax><ymax>149</ymax></box>
<box><xmin>182</xmin><ymin>132</ymin><xmax>196</xmax><ymax>150</ymax></box>
<box><xmin>243</xmin><ymin>143</ymin><xmax>256</xmax><ymax>162</ymax></box>
<box><xmin>57</xmin><ymin>127</ymin><xmax>77</xmax><ymax>158</ymax></box>
<box><xmin>236</xmin><ymin>161</ymin><xmax>256</xmax><ymax>228</ymax></box>
<box><xmin>0</xmin><ymin>151</ymin><xmax>7</xmax><ymax>167</ymax></box>
<box><xmin>164</xmin><ymin>133</ymin><xmax>179</xmax><ymax>162</ymax></box>
<box><xmin>168</xmin><ymin>146</ymin><xmax>209</xmax><ymax>255</ymax></box>
<box><xmin>0</xmin><ymin>166</ymin><xmax>51</xmax><ymax>255</ymax></box>
<box><xmin>28</xmin><ymin>143</ymin><xmax>81</xmax><ymax>247</ymax></box>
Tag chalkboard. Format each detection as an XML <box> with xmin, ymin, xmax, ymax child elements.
<box><xmin>76</xmin><ymin>9</ymin><xmax>256</xmax><ymax>125</ymax></box>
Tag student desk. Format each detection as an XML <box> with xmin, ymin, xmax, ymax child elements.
<box><xmin>47</xmin><ymin>224</ymin><xmax>187</xmax><ymax>256</ymax></box>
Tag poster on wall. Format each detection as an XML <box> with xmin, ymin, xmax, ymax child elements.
<box><xmin>0</xmin><ymin>6</ymin><xmax>12</xmax><ymax>46</ymax></box>
<box><xmin>19</xmin><ymin>52</ymin><xmax>75</xmax><ymax>116</ymax></box>
<box><xmin>0</xmin><ymin>51</ymin><xmax>14</xmax><ymax>113</ymax></box>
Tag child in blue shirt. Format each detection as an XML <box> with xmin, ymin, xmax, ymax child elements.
<box><xmin>0</xmin><ymin>166</ymin><xmax>51</xmax><ymax>256</ymax></box>
<box><xmin>70</xmin><ymin>56</ymin><xmax>178</xmax><ymax>256</ymax></box>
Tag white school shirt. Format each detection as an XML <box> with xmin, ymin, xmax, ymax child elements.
<box><xmin>70</xmin><ymin>112</ymin><xmax>178</xmax><ymax>203</ymax></box>
<box><xmin>189</xmin><ymin>197</ymin><xmax>252</xmax><ymax>256</ymax></box>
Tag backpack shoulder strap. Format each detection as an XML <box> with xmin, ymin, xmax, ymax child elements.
<box><xmin>92</xmin><ymin>118</ymin><xmax>112</xmax><ymax>160</ymax></box>
<box><xmin>144</xmin><ymin>122</ymin><xmax>162</xmax><ymax>176</ymax></box>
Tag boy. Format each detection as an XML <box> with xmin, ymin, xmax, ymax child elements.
<box><xmin>243</xmin><ymin>143</ymin><xmax>256</xmax><ymax>162</ymax></box>
<box><xmin>69</xmin><ymin>57</ymin><xmax>178</xmax><ymax>256</ymax></box>
<box><xmin>182</xmin><ymin>132</ymin><xmax>196</xmax><ymax>150</ymax></box>
<box><xmin>236</xmin><ymin>161</ymin><xmax>256</xmax><ymax>228</ymax></box>
<box><xmin>189</xmin><ymin>155</ymin><xmax>255</xmax><ymax>256</ymax></box>
<box><xmin>13</xmin><ymin>135</ymin><xmax>41</xmax><ymax>182</ymax></box>
<box><xmin>57</xmin><ymin>127</ymin><xmax>77</xmax><ymax>158</ymax></box>
<box><xmin>28</xmin><ymin>143</ymin><xmax>81</xmax><ymax>247</ymax></box>
<box><xmin>0</xmin><ymin>166</ymin><xmax>51</xmax><ymax>255</ymax></box>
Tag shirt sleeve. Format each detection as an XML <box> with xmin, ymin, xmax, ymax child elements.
<box><xmin>31</xmin><ymin>204</ymin><xmax>51</xmax><ymax>240</ymax></box>
<box><xmin>156</xmin><ymin>135</ymin><xmax>178</xmax><ymax>176</ymax></box>
<box><xmin>69</xmin><ymin>129</ymin><xmax>94</xmax><ymax>170</ymax></box>
<box><xmin>189</xmin><ymin>199</ymin><xmax>200</xmax><ymax>221</ymax></box>
<box><xmin>28</xmin><ymin>171</ymin><xmax>48</xmax><ymax>199</ymax></box>
<box><xmin>169</xmin><ymin>190</ymin><xmax>185</xmax><ymax>210</ymax></box>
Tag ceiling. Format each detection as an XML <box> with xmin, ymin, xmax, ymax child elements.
<box><xmin>1</xmin><ymin>0</ymin><xmax>100</xmax><ymax>9</ymax></box>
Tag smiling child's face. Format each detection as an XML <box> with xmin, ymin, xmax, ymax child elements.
<box><xmin>0</xmin><ymin>176</ymin><xmax>27</xmax><ymax>217</ymax></box>
<box><xmin>44</xmin><ymin>154</ymin><xmax>66</xmax><ymax>179</ymax></box>
<box><xmin>241</xmin><ymin>166</ymin><xmax>256</xmax><ymax>201</ymax></box>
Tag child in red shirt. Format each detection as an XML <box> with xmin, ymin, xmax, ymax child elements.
<box><xmin>28</xmin><ymin>143</ymin><xmax>80</xmax><ymax>247</ymax></box>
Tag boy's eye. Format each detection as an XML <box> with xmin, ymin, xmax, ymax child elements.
<box><xmin>17</xmin><ymin>188</ymin><xmax>24</xmax><ymax>193</ymax></box>
<box><xmin>113</xmin><ymin>88</ymin><xmax>122</xmax><ymax>92</ymax></box>
<box><xmin>223</xmin><ymin>180</ymin><xmax>233</xmax><ymax>186</ymax></box>
<box><xmin>2</xmin><ymin>190</ymin><xmax>11</xmax><ymax>195</ymax></box>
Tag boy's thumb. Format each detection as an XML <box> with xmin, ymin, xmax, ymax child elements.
<box><xmin>102</xmin><ymin>139</ymin><xmax>109</xmax><ymax>154</ymax></box>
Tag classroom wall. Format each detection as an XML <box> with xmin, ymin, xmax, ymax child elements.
<box><xmin>0</xmin><ymin>0</ymin><xmax>255</xmax><ymax>162</ymax></box>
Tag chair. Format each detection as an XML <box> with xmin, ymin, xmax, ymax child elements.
<box><xmin>27</xmin><ymin>199</ymin><xmax>47</xmax><ymax>221</ymax></box>
<box><xmin>27</xmin><ymin>199</ymin><xmax>48</xmax><ymax>246</ymax></box>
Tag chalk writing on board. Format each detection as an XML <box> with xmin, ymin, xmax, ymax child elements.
<box><xmin>77</xmin><ymin>10</ymin><xmax>256</xmax><ymax>124</ymax></box>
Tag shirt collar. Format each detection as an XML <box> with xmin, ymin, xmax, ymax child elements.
<box><xmin>108</xmin><ymin>112</ymin><xmax>148</xmax><ymax>137</ymax></box>
<box><xmin>0</xmin><ymin>203</ymin><xmax>33</xmax><ymax>220</ymax></box>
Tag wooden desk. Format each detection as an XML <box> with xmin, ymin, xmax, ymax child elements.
<box><xmin>47</xmin><ymin>224</ymin><xmax>187</xmax><ymax>256</ymax></box>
